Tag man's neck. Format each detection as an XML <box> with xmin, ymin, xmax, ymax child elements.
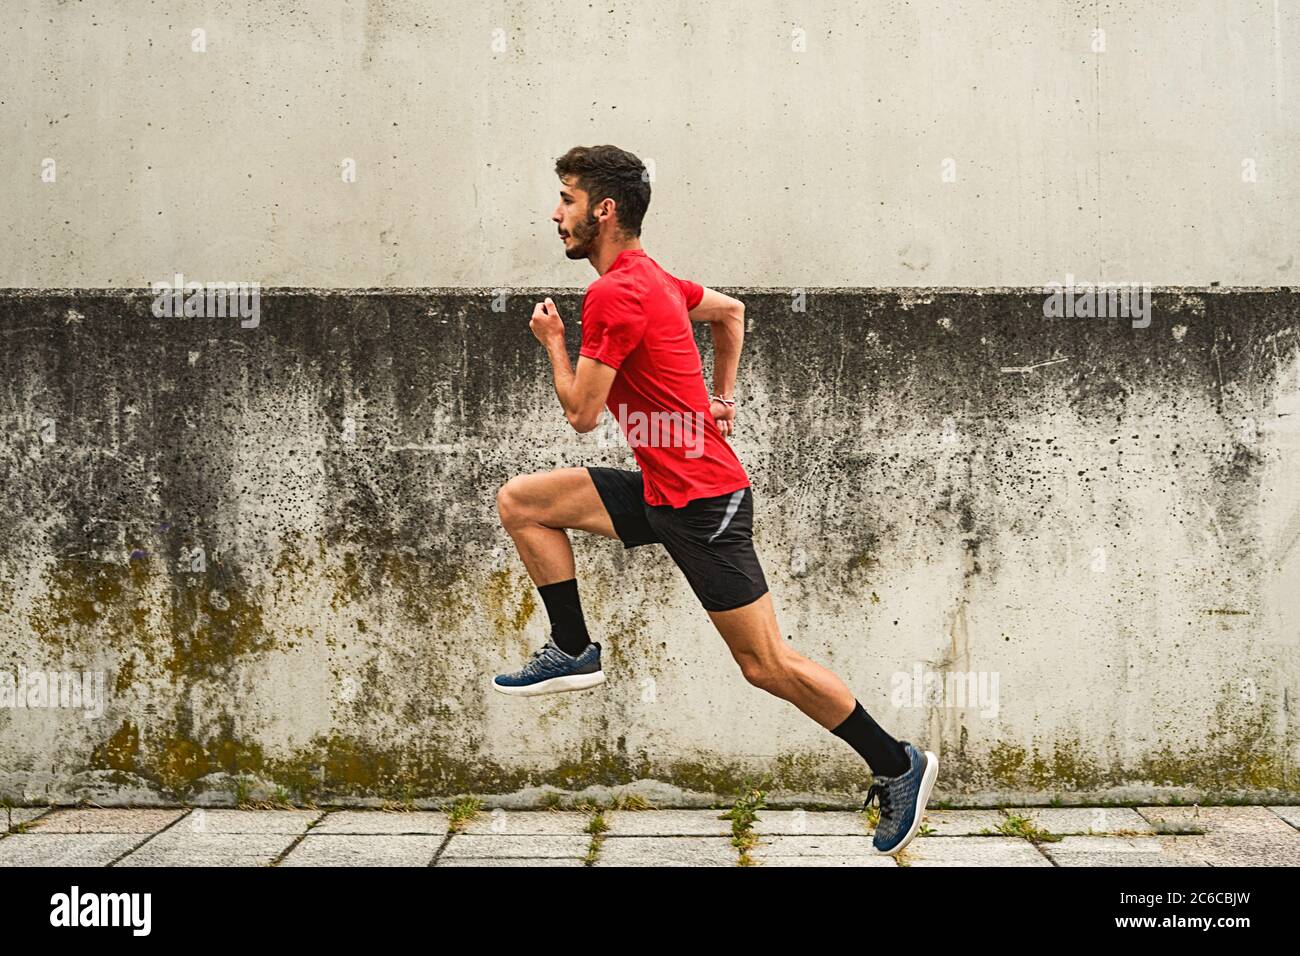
<box><xmin>592</xmin><ymin>240</ymin><xmax>643</xmax><ymax>276</ymax></box>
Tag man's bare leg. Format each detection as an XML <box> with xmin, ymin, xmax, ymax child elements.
<box><xmin>495</xmin><ymin>469</ymin><xmax>861</xmax><ymax>728</ymax></box>
<box><xmin>705</xmin><ymin>592</ymin><xmax>857</xmax><ymax>729</ymax></box>
<box><xmin>496</xmin><ymin>466</ymin><xmax>618</xmax><ymax>584</ymax></box>
<box><xmin>708</xmin><ymin>580</ymin><xmax>934</xmax><ymax>858</ymax></box>
<box><xmin>491</xmin><ymin>467</ymin><xmax>615</xmax><ymax>693</ymax></box>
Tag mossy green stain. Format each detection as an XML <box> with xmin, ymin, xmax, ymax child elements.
<box><xmin>93</xmin><ymin>720</ymin><xmax>140</xmax><ymax>772</ymax></box>
<box><xmin>113</xmin><ymin>655</ymin><xmax>135</xmax><ymax>696</ymax></box>
<box><xmin>30</xmin><ymin>561</ymin><xmax>138</xmax><ymax>643</ymax></box>
<box><xmin>167</xmin><ymin>580</ymin><xmax>268</xmax><ymax>681</ymax></box>
<box><xmin>483</xmin><ymin>569</ymin><xmax>536</xmax><ymax>637</ymax></box>
<box><xmin>155</xmin><ymin>737</ymin><xmax>212</xmax><ymax>791</ymax></box>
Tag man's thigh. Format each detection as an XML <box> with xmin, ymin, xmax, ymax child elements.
<box><xmin>502</xmin><ymin>466</ymin><xmax>620</xmax><ymax>539</ymax></box>
<box><xmin>707</xmin><ymin>591</ymin><xmax>786</xmax><ymax>666</ymax></box>
<box><xmin>585</xmin><ymin>466</ymin><xmax>661</xmax><ymax>548</ymax></box>
<box><xmin>644</xmin><ymin>486</ymin><xmax>769</xmax><ymax>611</ymax></box>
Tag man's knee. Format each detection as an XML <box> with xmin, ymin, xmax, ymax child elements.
<box><xmin>496</xmin><ymin>476</ymin><xmax>533</xmax><ymax>531</ymax></box>
<box><xmin>739</xmin><ymin>655</ymin><xmax>789</xmax><ymax>695</ymax></box>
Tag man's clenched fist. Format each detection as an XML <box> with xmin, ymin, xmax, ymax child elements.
<box><xmin>710</xmin><ymin>398</ymin><xmax>736</xmax><ymax>438</ymax></box>
<box><xmin>529</xmin><ymin>296</ymin><xmax>564</xmax><ymax>345</ymax></box>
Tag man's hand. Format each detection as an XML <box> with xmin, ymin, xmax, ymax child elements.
<box><xmin>528</xmin><ymin>295</ymin><xmax>617</xmax><ymax>433</ymax></box>
<box><xmin>710</xmin><ymin>398</ymin><xmax>736</xmax><ymax>438</ymax></box>
<box><xmin>529</xmin><ymin>297</ymin><xmax>564</xmax><ymax>345</ymax></box>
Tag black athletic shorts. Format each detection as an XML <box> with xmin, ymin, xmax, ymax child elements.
<box><xmin>587</xmin><ymin>466</ymin><xmax>770</xmax><ymax>613</ymax></box>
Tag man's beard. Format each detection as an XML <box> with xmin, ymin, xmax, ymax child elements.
<box><xmin>564</xmin><ymin>209</ymin><xmax>599</xmax><ymax>260</ymax></box>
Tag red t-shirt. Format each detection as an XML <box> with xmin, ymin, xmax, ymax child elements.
<box><xmin>579</xmin><ymin>248</ymin><xmax>750</xmax><ymax>508</ymax></box>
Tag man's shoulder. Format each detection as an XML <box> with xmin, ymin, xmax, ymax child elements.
<box><xmin>588</xmin><ymin>259</ymin><xmax>647</xmax><ymax>290</ymax></box>
<box><xmin>583</xmin><ymin>266</ymin><xmax>645</xmax><ymax>310</ymax></box>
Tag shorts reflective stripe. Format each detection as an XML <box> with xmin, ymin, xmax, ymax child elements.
<box><xmin>708</xmin><ymin>489</ymin><xmax>746</xmax><ymax>543</ymax></box>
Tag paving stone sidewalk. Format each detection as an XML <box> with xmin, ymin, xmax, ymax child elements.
<box><xmin>2</xmin><ymin>805</ymin><xmax>1297</xmax><ymax>867</ymax></box>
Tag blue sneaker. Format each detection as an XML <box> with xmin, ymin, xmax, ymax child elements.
<box><xmin>864</xmin><ymin>741</ymin><xmax>939</xmax><ymax>856</ymax></box>
<box><xmin>492</xmin><ymin>638</ymin><xmax>605</xmax><ymax>697</ymax></box>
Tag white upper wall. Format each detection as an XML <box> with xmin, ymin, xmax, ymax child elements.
<box><xmin>2</xmin><ymin>0</ymin><xmax>1297</xmax><ymax>288</ymax></box>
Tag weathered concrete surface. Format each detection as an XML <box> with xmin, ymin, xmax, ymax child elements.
<box><xmin>899</xmin><ymin>836</ymin><xmax>1055</xmax><ymax>866</ymax></box>
<box><xmin>1001</xmin><ymin>806</ymin><xmax>1156</xmax><ymax>835</ymax></box>
<box><xmin>593</xmin><ymin>836</ymin><xmax>737</xmax><ymax>867</ymax></box>
<box><xmin>3</xmin><ymin>0</ymin><xmax>1299</xmax><ymax>288</ymax></box>
<box><xmin>1039</xmin><ymin>836</ymin><xmax>1208</xmax><ymax>867</ymax></box>
<box><xmin>280</xmin><ymin>834</ymin><xmax>444</xmax><ymax>867</ymax></box>
<box><xmin>2</xmin><ymin>807</ymin><xmax>1296</xmax><ymax>866</ymax></box>
<box><xmin>0</xmin><ymin>288</ymin><xmax>1298</xmax><ymax>806</ymax></box>
<box><xmin>311</xmin><ymin>809</ymin><xmax>447</xmax><ymax>834</ymax></box>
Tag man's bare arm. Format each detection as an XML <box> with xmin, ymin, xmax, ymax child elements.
<box><xmin>530</xmin><ymin>297</ymin><xmax>617</xmax><ymax>433</ymax></box>
<box><xmin>688</xmin><ymin>287</ymin><xmax>744</xmax><ymax>435</ymax></box>
<box><xmin>544</xmin><ymin>349</ymin><xmax>617</xmax><ymax>433</ymax></box>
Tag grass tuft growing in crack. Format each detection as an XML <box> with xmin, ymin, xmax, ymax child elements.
<box><xmin>228</xmin><ymin>775</ymin><xmax>253</xmax><ymax>808</ymax></box>
<box><xmin>243</xmin><ymin>785</ymin><xmax>317</xmax><ymax>812</ymax></box>
<box><xmin>582</xmin><ymin>804</ymin><xmax>610</xmax><ymax>866</ymax></box>
<box><xmin>997</xmin><ymin>812</ymin><xmax>1063</xmax><ymax>843</ymax></box>
<box><xmin>722</xmin><ymin>787</ymin><xmax>767</xmax><ymax>866</ymax></box>
<box><xmin>445</xmin><ymin>797</ymin><xmax>483</xmax><ymax>832</ymax></box>
<box><xmin>608</xmin><ymin>792</ymin><xmax>652</xmax><ymax>811</ymax></box>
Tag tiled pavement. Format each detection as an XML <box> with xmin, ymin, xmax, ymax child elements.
<box><xmin>2</xmin><ymin>805</ymin><xmax>1298</xmax><ymax>867</ymax></box>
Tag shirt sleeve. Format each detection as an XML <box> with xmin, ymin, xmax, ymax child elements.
<box><xmin>675</xmin><ymin>276</ymin><xmax>705</xmax><ymax>311</ymax></box>
<box><xmin>578</xmin><ymin>278</ymin><xmax>645</xmax><ymax>370</ymax></box>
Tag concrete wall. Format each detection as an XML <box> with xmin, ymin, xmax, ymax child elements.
<box><xmin>2</xmin><ymin>0</ymin><xmax>1298</xmax><ymax>287</ymax></box>
<box><xmin>2</xmin><ymin>1</ymin><xmax>1298</xmax><ymax>805</ymax></box>
<box><xmin>1</xmin><ymin>289</ymin><xmax>1297</xmax><ymax>806</ymax></box>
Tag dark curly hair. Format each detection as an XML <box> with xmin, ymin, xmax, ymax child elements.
<box><xmin>554</xmin><ymin>144</ymin><xmax>651</xmax><ymax>237</ymax></box>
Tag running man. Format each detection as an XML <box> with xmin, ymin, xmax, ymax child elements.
<box><xmin>492</xmin><ymin>144</ymin><xmax>937</xmax><ymax>855</ymax></box>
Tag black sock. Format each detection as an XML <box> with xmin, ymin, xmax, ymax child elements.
<box><xmin>537</xmin><ymin>578</ymin><xmax>591</xmax><ymax>656</ymax></box>
<box><xmin>831</xmin><ymin>700</ymin><xmax>910</xmax><ymax>777</ymax></box>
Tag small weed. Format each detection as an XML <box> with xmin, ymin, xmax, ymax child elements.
<box><xmin>722</xmin><ymin>786</ymin><xmax>767</xmax><ymax>866</ymax></box>
<box><xmin>398</xmin><ymin>782</ymin><xmax>418</xmax><ymax>810</ymax></box>
<box><xmin>609</xmin><ymin>793</ymin><xmax>652</xmax><ymax>811</ymax></box>
<box><xmin>228</xmin><ymin>775</ymin><xmax>253</xmax><ymax>808</ymax></box>
<box><xmin>0</xmin><ymin>795</ymin><xmax>37</xmax><ymax>836</ymax></box>
<box><xmin>582</xmin><ymin>809</ymin><xmax>609</xmax><ymax>866</ymax></box>
<box><xmin>242</xmin><ymin>784</ymin><xmax>315</xmax><ymax>811</ymax></box>
<box><xmin>998</xmin><ymin>813</ymin><xmax>1063</xmax><ymax>844</ymax></box>
<box><xmin>445</xmin><ymin>797</ymin><xmax>483</xmax><ymax>832</ymax></box>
